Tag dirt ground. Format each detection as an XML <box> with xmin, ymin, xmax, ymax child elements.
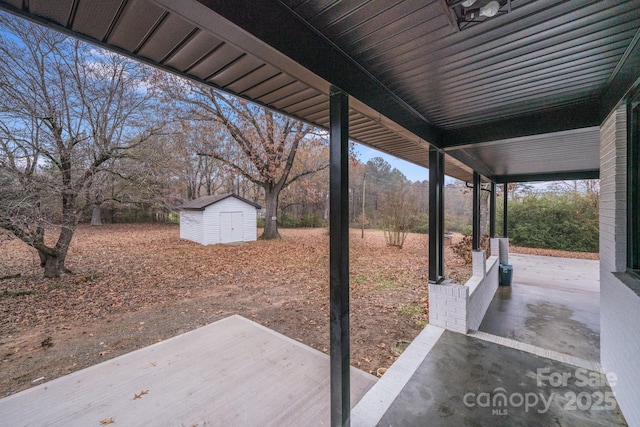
<box><xmin>0</xmin><ymin>225</ymin><xmax>596</xmax><ymax>397</ymax></box>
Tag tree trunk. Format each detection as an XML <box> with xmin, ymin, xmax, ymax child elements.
<box><xmin>41</xmin><ymin>252</ymin><xmax>63</xmax><ymax>278</ymax></box>
<box><xmin>261</xmin><ymin>188</ymin><xmax>280</xmax><ymax>239</ymax></box>
<box><xmin>36</xmin><ymin>244</ymin><xmax>70</xmax><ymax>279</ymax></box>
<box><xmin>91</xmin><ymin>204</ymin><xmax>102</xmax><ymax>226</ymax></box>
<box><xmin>37</xmin><ymin>215</ymin><xmax>76</xmax><ymax>278</ymax></box>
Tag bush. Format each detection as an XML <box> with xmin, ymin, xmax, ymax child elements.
<box><xmin>379</xmin><ymin>189</ymin><xmax>419</xmax><ymax>248</ymax></box>
<box><xmin>276</xmin><ymin>213</ymin><xmax>326</xmax><ymax>228</ymax></box>
<box><xmin>299</xmin><ymin>214</ymin><xmax>326</xmax><ymax>228</ymax></box>
<box><xmin>506</xmin><ymin>193</ymin><xmax>598</xmax><ymax>252</ymax></box>
<box><xmin>411</xmin><ymin>213</ymin><xmax>429</xmax><ymax>234</ymax></box>
<box><xmin>279</xmin><ymin>213</ymin><xmax>299</xmax><ymax>228</ymax></box>
<box><xmin>445</xmin><ymin>214</ymin><xmax>471</xmax><ymax>235</ymax></box>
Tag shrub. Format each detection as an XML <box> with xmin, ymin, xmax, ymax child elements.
<box><xmin>506</xmin><ymin>193</ymin><xmax>598</xmax><ymax>252</ymax></box>
<box><xmin>379</xmin><ymin>189</ymin><xmax>419</xmax><ymax>248</ymax></box>
<box><xmin>279</xmin><ymin>213</ymin><xmax>299</xmax><ymax>228</ymax></box>
<box><xmin>411</xmin><ymin>213</ymin><xmax>429</xmax><ymax>234</ymax></box>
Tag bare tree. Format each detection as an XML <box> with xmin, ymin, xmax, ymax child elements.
<box><xmin>549</xmin><ymin>179</ymin><xmax>599</xmax><ymax>209</ymax></box>
<box><xmin>166</xmin><ymin>120</ymin><xmax>228</xmax><ymax>200</ymax></box>
<box><xmin>0</xmin><ymin>15</ymin><xmax>161</xmax><ymax>277</ymax></box>
<box><xmin>88</xmin><ymin>141</ymin><xmax>177</xmax><ymax>225</ymax></box>
<box><xmin>379</xmin><ymin>185</ymin><xmax>419</xmax><ymax>248</ymax></box>
<box><xmin>279</xmin><ymin>143</ymin><xmax>329</xmax><ymax>225</ymax></box>
<box><xmin>162</xmin><ymin>78</ymin><xmax>328</xmax><ymax>239</ymax></box>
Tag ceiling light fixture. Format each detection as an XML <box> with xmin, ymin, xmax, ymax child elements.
<box><xmin>445</xmin><ymin>0</ymin><xmax>513</xmax><ymax>31</ymax></box>
<box><xmin>465</xmin><ymin>1</ymin><xmax>500</xmax><ymax>20</ymax></box>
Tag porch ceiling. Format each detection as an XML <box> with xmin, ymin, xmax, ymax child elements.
<box><xmin>1</xmin><ymin>0</ymin><xmax>638</xmax><ymax>182</ymax></box>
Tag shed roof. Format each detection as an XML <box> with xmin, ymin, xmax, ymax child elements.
<box><xmin>179</xmin><ymin>194</ymin><xmax>261</xmax><ymax>211</ymax></box>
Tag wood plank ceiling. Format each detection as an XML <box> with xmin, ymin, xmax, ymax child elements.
<box><xmin>0</xmin><ymin>0</ymin><xmax>638</xmax><ymax>182</ymax></box>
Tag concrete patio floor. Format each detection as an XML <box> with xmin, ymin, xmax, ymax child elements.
<box><xmin>479</xmin><ymin>254</ymin><xmax>600</xmax><ymax>361</ymax></box>
<box><xmin>0</xmin><ymin>315</ymin><xmax>377</xmax><ymax>427</ymax></box>
<box><xmin>352</xmin><ymin>254</ymin><xmax>625</xmax><ymax>426</ymax></box>
<box><xmin>354</xmin><ymin>327</ymin><xmax>626</xmax><ymax>426</ymax></box>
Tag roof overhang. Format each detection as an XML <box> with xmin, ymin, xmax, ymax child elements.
<box><xmin>1</xmin><ymin>0</ymin><xmax>638</xmax><ymax>182</ymax></box>
<box><xmin>445</xmin><ymin>126</ymin><xmax>601</xmax><ymax>182</ymax></box>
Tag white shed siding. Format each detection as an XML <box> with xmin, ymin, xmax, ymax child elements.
<box><xmin>242</xmin><ymin>205</ymin><xmax>257</xmax><ymax>242</ymax></box>
<box><xmin>202</xmin><ymin>203</ymin><xmax>221</xmax><ymax>245</ymax></box>
<box><xmin>179</xmin><ymin>211</ymin><xmax>203</xmax><ymax>244</ymax></box>
<box><xmin>599</xmin><ymin>106</ymin><xmax>640</xmax><ymax>426</ymax></box>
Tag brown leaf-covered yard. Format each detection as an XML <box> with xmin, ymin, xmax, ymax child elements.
<box><xmin>0</xmin><ymin>225</ymin><xmax>595</xmax><ymax>397</ymax></box>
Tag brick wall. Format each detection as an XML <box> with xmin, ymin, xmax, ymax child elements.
<box><xmin>599</xmin><ymin>105</ymin><xmax>640</xmax><ymax>426</ymax></box>
<box><xmin>467</xmin><ymin>254</ymin><xmax>500</xmax><ymax>331</ymax></box>
<box><xmin>429</xmin><ymin>238</ymin><xmax>503</xmax><ymax>333</ymax></box>
<box><xmin>428</xmin><ymin>281</ymin><xmax>469</xmax><ymax>333</ymax></box>
<box><xmin>599</xmin><ymin>106</ymin><xmax>627</xmax><ymax>273</ymax></box>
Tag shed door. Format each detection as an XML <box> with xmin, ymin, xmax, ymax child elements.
<box><xmin>220</xmin><ymin>211</ymin><xmax>243</xmax><ymax>243</ymax></box>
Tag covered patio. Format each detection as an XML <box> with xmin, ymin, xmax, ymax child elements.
<box><xmin>480</xmin><ymin>254</ymin><xmax>601</xmax><ymax>362</ymax></box>
<box><xmin>353</xmin><ymin>327</ymin><xmax>624</xmax><ymax>427</ymax></box>
<box><xmin>350</xmin><ymin>251</ymin><xmax>619</xmax><ymax>425</ymax></box>
<box><xmin>0</xmin><ymin>0</ymin><xmax>638</xmax><ymax>426</ymax></box>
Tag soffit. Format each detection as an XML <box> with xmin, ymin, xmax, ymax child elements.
<box><xmin>1</xmin><ymin>0</ymin><xmax>638</xmax><ymax>182</ymax></box>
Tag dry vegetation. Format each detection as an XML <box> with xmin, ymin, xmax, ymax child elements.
<box><xmin>0</xmin><ymin>225</ymin><xmax>596</xmax><ymax>397</ymax></box>
<box><xmin>0</xmin><ymin>225</ymin><xmax>471</xmax><ymax>396</ymax></box>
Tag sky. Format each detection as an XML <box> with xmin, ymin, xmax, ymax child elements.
<box><xmin>353</xmin><ymin>143</ymin><xmax>567</xmax><ymax>189</ymax></box>
<box><xmin>354</xmin><ymin>143</ymin><xmax>465</xmax><ymax>185</ymax></box>
<box><xmin>354</xmin><ymin>143</ymin><xmax>429</xmax><ymax>183</ymax></box>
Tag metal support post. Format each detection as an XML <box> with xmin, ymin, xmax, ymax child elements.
<box><xmin>503</xmin><ymin>182</ymin><xmax>508</xmax><ymax>238</ymax></box>
<box><xmin>489</xmin><ymin>181</ymin><xmax>496</xmax><ymax>238</ymax></box>
<box><xmin>329</xmin><ymin>89</ymin><xmax>350</xmax><ymax>427</ymax></box>
<box><xmin>472</xmin><ymin>171</ymin><xmax>481</xmax><ymax>250</ymax></box>
<box><xmin>429</xmin><ymin>147</ymin><xmax>445</xmax><ymax>282</ymax></box>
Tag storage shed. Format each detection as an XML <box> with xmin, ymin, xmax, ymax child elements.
<box><xmin>178</xmin><ymin>194</ymin><xmax>261</xmax><ymax>245</ymax></box>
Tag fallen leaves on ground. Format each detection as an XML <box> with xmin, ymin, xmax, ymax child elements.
<box><xmin>5</xmin><ymin>224</ymin><xmax>586</xmax><ymax>395</ymax></box>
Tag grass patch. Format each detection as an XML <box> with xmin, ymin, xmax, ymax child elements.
<box><xmin>399</xmin><ymin>304</ymin><xmax>423</xmax><ymax>316</ymax></box>
<box><xmin>352</xmin><ymin>272</ymin><xmax>400</xmax><ymax>290</ymax></box>
<box><xmin>352</xmin><ymin>274</ymin><xmax>368</xmax><ymax>285</ymax></box>
<box><xmin>399</xmin><ymin>303</ymin><xmax>428</xmax><ymax>327</ymax></box>
<box><xmin>376</xmin><ymin>280</ymin><xmax>398</xmax><ymax>290</ymax></box>
<box><xmin>75</xmin><ymin>274</ymin><xmax>99</xmax><ymax>284</ymax></box>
